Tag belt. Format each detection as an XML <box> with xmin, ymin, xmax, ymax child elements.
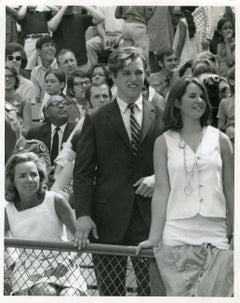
<box><xmin>25</xmin><ymin>33</ymin><xmax>50</xmax><ymax>39</ymax></box>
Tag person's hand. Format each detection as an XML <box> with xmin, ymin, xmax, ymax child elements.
<box><xmin>74</xmin><ymin>216</ymin><xmax>98</xmax><ymax>249</ymax></box>
<box><xmin>134</xmin><ymin>175</ymin><xmax>155</xmax><ymax>198</ymax></box>
<box><xmin>136</xmin><ymin>239</ymin><xmax>158</xmax><ymax>255</ymax></box>
<box><xmin>223</xmin><ymin>32</ymin><xmax>232</xmax><ymax>44</ymax></box>
<box><xmin>103</xmin><ymin>37</ymin><xmax>113</xmax><ymax>50</ymax></box>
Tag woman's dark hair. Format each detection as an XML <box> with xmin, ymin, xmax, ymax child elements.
<box><xmin>5</xmin><ymin>152</ymin><xmax>47</xmax><ymax>202</ymax></box>
<box><xmin>90</xmin><ymin>63</ymin><xmax>114</xmax><ymax>87</ymax></box>
<box><xmin>44</xmin><ymin>68</ymin><xmax>66</xmax><ymax>92</ymax></box>
<box><xmin>179</xmin><ymin>59</ymin><xmax>193</xmax><ymax>77</ymax></box>
<box><xmin>5</xmin><ymin>63</ymin><xmax>20</xmax><ymax>90</ymax></box>
<box><xmin>163</xmin><ymin>77</ymin><xmax>212</xmax><ymax>131</ymax></box>
<box><xmin>180</xmin><ymin>6</ymin><xmax>197</xmax><ymax>39</ymax></box>
<box><xmin>6</xmin><ymin>42</ymin><xmax>28</xmax><ymax>69</ymax></box>
<box><xmin>217</xmin><ymin>17</ymin><xmax>234</xmax><ymax>37</ymax></box>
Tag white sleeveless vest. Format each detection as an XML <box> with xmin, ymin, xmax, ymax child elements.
<box><xmin>164</xmin><ymin>126</ymin><xmax>226</xmax><ymax>220</ymax></box>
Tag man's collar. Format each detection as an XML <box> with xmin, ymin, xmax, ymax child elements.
<box><xmin>117</xmin><ymin>95</ymin><xmax>143</xmax><ymax>113</ymax></box>
<box><xmin>51</xmin><ymin>122</ymin><xmax>67</xmax><ymax>133</ymax></box>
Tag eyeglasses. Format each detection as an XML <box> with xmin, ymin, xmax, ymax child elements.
<box><xmin>73</xmin><ymin>80</ymin><xmax>91</xmax><ymax>87</ymax></box>
<box><xmin>48</xmin><ymin>100</ymin><xmax>70</xmax><ymax>108</ymax></box>
<box><xmin>7</xmin><ymin>55</ymin><xmax>22</xmax><ymax>62</ymax></box>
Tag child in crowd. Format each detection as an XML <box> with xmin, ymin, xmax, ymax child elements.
<box><xmin>217</xmin><ymin>68</ymin><xmax>235</xmax><ymax>145</ymax></box>
<box><xmin>216</xmin><ymin>17</ymin><xmax>235</xmax><ymax>77</ymax></box>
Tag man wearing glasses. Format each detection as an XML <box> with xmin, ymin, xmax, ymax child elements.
<box><xmin>66</xmin><ymin>70</ymin><xmax>91</xmax><ymax>123</ymax></box>
<box><xmin>26</xmin><ymin>95</ymin><xmax>75</xmax><ymax>181</ymax></box>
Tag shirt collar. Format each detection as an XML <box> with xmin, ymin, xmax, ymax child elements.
<box><xmin>51</xmin><ymin>122</ymin><xmax>67</xmax><ymax>134</ymax></box>
<box><xmin>117</xmin><ymin>95</ymin><xmax>143</xmax><ymax>113</ymax></box>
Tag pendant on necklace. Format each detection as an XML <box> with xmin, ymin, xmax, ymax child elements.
<box><xmin>184</xmin><ymin>183</ymin><xmax>193</xmax><ymax>195</ymax></box>
<box><xmin>178</xmin><ymin>140</ymin><xmax>186</xmax><ymax>149</ymax></box>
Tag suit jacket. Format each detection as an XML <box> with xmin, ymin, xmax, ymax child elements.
<box><xmin>26</xmin><ymin>122</ymin><xmax>75</xmax><ymax>155</ymax></box>
<box><xmin>73</xmin><ymin>99</ymin><xmax>164</xmax><ymax>243</ymax></box>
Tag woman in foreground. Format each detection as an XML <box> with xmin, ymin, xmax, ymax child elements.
<box><xmin>137</xmin><ymin>77</ymin><xmax>234</xmax><ymax>296</ymax></box>
<box><xmin>5</xmin><ymin>152</ymin><xmax>86</xmax><ymax>296</ymax></box>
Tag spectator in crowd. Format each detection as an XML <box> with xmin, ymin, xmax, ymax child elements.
<box><xmin>5</xmin><ymin>112</ymin><xmax>17</xmax><ymax>163</ymax></box>
<box><xmin>31</xmin><ymin>36</ymin><xmax>58</xmax><ymax>104</ymax></box>
<box><xmin>6</xmin><ymin>6</ymin><xmax>19</xmax><ymax>44</ymax></box>
<box><xmin>150</xmin><ymin>47</ymin><xmax>179</xmax><ymax>98</ymax></box>
<box><xmin>137</xmin><ymin>76</ymin><xmax>233</xmax><ymax>296</ymax></box>
<box><xmin>6</xmin><ymin>43</ymin><xmax>36</xmax><ymax>106</ymax></box>
<box><xmin>142</xmin><ymin>77</ymin><xmax>166</xmax><ymax>111</ymax></box>
<box><xmin>16</xmin><ymin>6</ymin><xmax>59</xmax><ymax>75</ymax></box>
<box><xmin>216</xmin><ymin>17</ymin><xmax>235</xmax><ymax>77</ymax></box>
<box><xmin>115</xmin><ymin>6</ymin><xmax>156</xmax><ymax>62</ymax></box>
<box><xmin>5</xmin><ymin>152</ymin><xmax>87</xmax><ymax>295</ymax></box>
<box><xmin>173</xmin><ymin>6</ymin><xmax>200</xmax><ymax>68</ymax></box>
<box><xmin>39</xmin><ymin>68</ymin><xmax>68</xmax><ymax>120</ymax></box>
<box><xmin>26</xmin><ymin>95</ymin><xmax>75</xmax><ymax>168</ymax></box>
<box><xmin>48</xmin><ymin>6</ymin><xmax>104</xmax><ymax>70</ymax></box>
<box><xmin>6</xmin><ymin>109</ymin><xmax>51</xmax><ymax>174</ymax></box>
<box><xmin>148</xmin><ymin>7</ymin><xmax>174</xmax><ymax>72</ymax></box>
<box><xmin>90</xmin><ymin>64</ymin><xmax>109</xmax><ymax>86</ymax></box>
<box><xmin>192</xmin><ymin>6</ymin><xmax>214</xmax><ymax>52</ymax></box>
<box><xmin>66</xmin><ymin>70</ymin><xmax>91</xmax><ymax>123</ymax></box>
<box><xmin>57</xmin><ymin>49</ymin><xmax>78</xmax><ymax>80</ymax></box>
<box><xmin>52</xmin><ymin>83</ymin><xmax>112</xmax><ymax>199</ymax></box>
<box><xmin>86</xmin><ymin>6</ymin><xmax>123</xmax><ymax>66</ymax></box>
<box><xmin>5</xmin><ymin>63</ymin><xmax>32</xmax><ymax>135</ymax></box>
<box><xmin>217</xmin><ymin>68</ymin><xmax>235</xmax><ymax>145</ymax></box>
<box><xmin>192</xmin><ymin>64</ymin><xmax>222</xmax><ymax>127</ymax></box>
<box><xmin>178</xmin><ymin>59</ymin><xmax>193</xmax><ymax>77</ymax></box>
<box><xmin>73</xmin><ymin>46</ymin><xmax>164</xmax><ymax>296</ymax></box>
<box><xmin>209</xmin><ymin>6</ymin><xmax>234</xmax><ymax>54</ymax></box>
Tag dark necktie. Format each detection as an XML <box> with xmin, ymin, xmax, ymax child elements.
<box><xmin>128</xmin><ymin>103</ymin><xmax>141</xmax><ymax>155</ymax></box>
<box><xmin>51</xmin><ymin>127</ymin><xmax>60</xmax><ymax>165</ymax></box>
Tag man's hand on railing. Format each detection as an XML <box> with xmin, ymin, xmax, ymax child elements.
<box><xmin>74</xmin><ymin>216</ymin><xmax>98</xmax><ymax>249</ymax></box>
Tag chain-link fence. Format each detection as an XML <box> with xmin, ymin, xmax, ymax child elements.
<box><xmin>4</xmin><ymin>238</ymin><xmax>154</xmax><ymax>296</ymax></box>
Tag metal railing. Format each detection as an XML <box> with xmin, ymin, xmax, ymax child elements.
<box><xmin>4</xmin><ymin>238</ymin><xmax>154</xmax><ymax>296</ymax></box>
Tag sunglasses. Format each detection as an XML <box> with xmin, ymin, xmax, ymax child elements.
<box><xmin>7</xmin><ymin>55</ymin><xmax>22</xmax><ymax>62</ymax></box>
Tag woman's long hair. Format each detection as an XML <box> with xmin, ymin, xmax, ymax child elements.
<box><xmin>163</xmin><ymin>77</ymin><xmax>212</xmax><ymax>131</ymax></box>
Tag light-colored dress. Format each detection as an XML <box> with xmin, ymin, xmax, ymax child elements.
<box><xmin>5</xmin><ymin>191</ymin><xmax>86</xmax><ymax>293</ymax></box>
<box><xmin>153</xmin><ymin>126</ymin><xmax>233</xmax><ymax>296</ymax></box>
<box><xmin>173</xmin><ymin>17</ymin><xmax>200</xmax><ymax>68</ymax></box>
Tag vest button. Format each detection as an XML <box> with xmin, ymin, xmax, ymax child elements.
<box><xmin>200</xmin><ymin>198</ymin><xmax>204</xmax><ymax>202</ymax></box>
<box><xmin>197</xmin><ymin>156</ymin><xmax>201</xmax><ymax>160</ymax></box>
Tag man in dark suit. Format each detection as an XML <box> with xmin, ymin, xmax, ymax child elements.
<box><xmin>73</xmin><ymin>46</ymin><xmax>164</xmax><ymax>296</ymax></box>
<box><xmin>26</xmin><ymin>95</ymin><xmax>75</xmax><ymax>167</ymax></box>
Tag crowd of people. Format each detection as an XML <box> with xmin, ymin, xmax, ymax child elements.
<box><xmin>5</xmin><ymin>5</ymin><xmax>235</xmax><ymax>297</ymax></box>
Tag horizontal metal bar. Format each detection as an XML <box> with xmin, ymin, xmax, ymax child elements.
<box><xmin>4</xmin><ymin>238</ymin><xmax>154</xmax><ymax>258</ymax></box>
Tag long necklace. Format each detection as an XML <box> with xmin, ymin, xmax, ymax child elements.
<box><xmin>183</xmin><ymin>147</ymin><xmax>196</xmax><ymax>194</ymax></box>
<box><xmin>178</xmin><ymin>128</ymin><xmax>206</xmax><ymax>195</ymax></box>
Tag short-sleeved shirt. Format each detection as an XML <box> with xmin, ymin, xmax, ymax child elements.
<box><xmin>19</xmin><ymin>10</ymin><xmax>52</xmax><ymax>36</ymax></box>
<box><xmin>52</xmin><ymin>13</ymin><xmax>93</xmax><ymax>66</ymax></box>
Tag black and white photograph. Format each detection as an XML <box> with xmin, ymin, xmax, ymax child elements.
<box><xmin>2</xmin><ymin>0</ymin><xmax>239</xmax><ymax>301</ymax></box>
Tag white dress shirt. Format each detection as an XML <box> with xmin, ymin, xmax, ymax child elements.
<box><xmin>116</xmin><ymin>95</ymin><xmax>143</xmax><ymax>140</ymax></box>
<box><xmin>50</xmin><ymin>123</ymin><xmax>67</xmax><ymax>153</ymax></box>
